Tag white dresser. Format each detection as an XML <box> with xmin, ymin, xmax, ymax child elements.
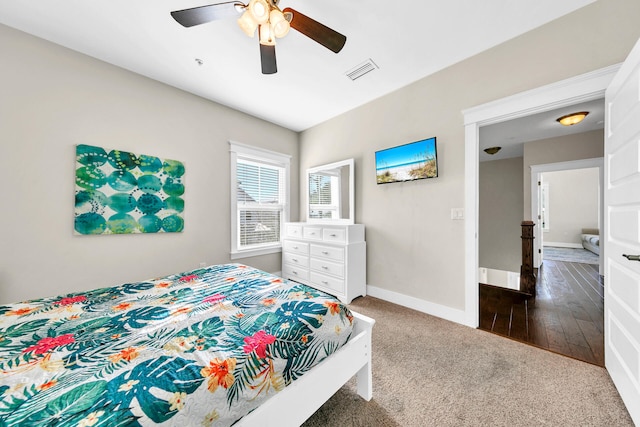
<box><xmin>281</xmin><ymin>222</ymin><xmax>366</xmax><ymax>304</ymax></box>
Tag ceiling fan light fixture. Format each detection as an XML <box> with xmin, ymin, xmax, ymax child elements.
<box><xmin>556</xmin><ymin>111</ymin><xmax>589</xmax><ymax>126</ymax></box>
<box><xmin>259</xmin><ymin>24</ymin><xmax>276</xmax><ymax>46</ymax></box>
<box><xmin>270</xmin><ymin>9</ymin><xmax>290</xmax><ymax>38</ymax></box>
<box><xmin>237</xmin><ymin>10</ymin><xmax>258</xmax><ymax>37</ymax></box>
<box><xmin>249</xmin><ymin>0</ymin><xmax>270</xmax><ymax>24</ymax></box>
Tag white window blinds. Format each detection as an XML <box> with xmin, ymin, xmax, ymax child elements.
<box><xmin>229</xmin><ymin>141</ymin><xmax>290</xmax><ymax>258</ymax></box>
<box><xmin>236</xmin><ymin>159</ymin><xmax>284</xmax><ymax>247</ymax></box>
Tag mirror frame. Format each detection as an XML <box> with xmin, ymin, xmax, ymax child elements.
<box><xmin>306</xmin><ymin>158</ymin><xmax>355</xmax><ymax>224</ymax></box>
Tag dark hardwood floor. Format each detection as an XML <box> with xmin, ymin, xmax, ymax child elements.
<box><xmin>479</xmin><ymin>260</ymin><xmax>604</xmax><ymax>366</ymax></box>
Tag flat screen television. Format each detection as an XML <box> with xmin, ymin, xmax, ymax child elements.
<box><xmin>375</xmin><ymin>137</ymin><xmax>438</xmax><ymax>184</ymax></box>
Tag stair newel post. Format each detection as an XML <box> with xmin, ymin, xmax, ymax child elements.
<box><xmin>520</xmin><ymin>221</ymin><xmax>536</xmax><ymax>296</ymax></box>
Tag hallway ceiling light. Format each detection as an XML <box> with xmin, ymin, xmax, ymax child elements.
<box><xmin>483</xmin><ymin>146</ymin><xmax>502</xmax><ymax>155</ymax></box>
<box><xmin>556</xmin><ymin>111</ymin><xmax>589</xmax><ymax>126</ymax></box>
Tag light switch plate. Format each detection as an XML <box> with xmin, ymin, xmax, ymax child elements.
<box><xmin>451</xmin><ymin>208</ymin><xmax>464</xmax><ymax>220</ymax></box>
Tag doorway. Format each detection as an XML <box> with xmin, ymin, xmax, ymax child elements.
<box><xmin>530</xmin><ymin>158</ymin><xmax>604</xmax><ymax>275</ymax></box>
<box><xmin>462</xmin><ymin>64</ymin><xmax>620</xmax><ymax>328</ymax></box>
<box><xmin>477</xmin><ymin>127</ymin><xmax>605</xmax><ymax>365</ymax></box>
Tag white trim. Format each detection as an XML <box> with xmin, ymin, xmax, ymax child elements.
<box><xmin>530</xmin><ymin>157</ymin><xmax>604</xmax><ymax>173</ymax></box>
<box><xmin>463</xmin><ymin>64</ymin><xmax>620</xmax><ymax>328</ymax></box>
<box><xmin>463</xmin><ymin>64</ymin><xmax>621</xmax><ymax>126</ymax></box>
<box><xmin>229</xmin><ymin>140</ymin><xmax>292</xmax><ymax>162</ymax></box>
<box><xmin>367</xmin><ymin>285</ymin><xmax>467</xmax><ymax>326</ymax></box>
<box><xmin>230</xmin><ymin>246</ymin><xmax>282</xmax><ymax>260</ymax></box>
<box><xmin>464</xmin><ymin>122</ymin><xmax>480</xmax><ymax>327</ymax></box>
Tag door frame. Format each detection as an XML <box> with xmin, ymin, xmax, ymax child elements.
<box><xmin>462</xmin><ymin>64</ymin><xmax>620</xmax><ymax>327</ymax></box>
<box><xmin>530</xmin><ymin>158</ymin><xmax>605</xmax><ymax>274</ymax></box>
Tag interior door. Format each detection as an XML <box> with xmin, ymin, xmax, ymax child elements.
<box><xmin>604</xmin><ymin>36</ymin><xmax>640</xmax><ymax>425</ymax></box>
<box><xmin>538</xmin><ymin>175</ymin><xmax>544</xmax><ymax>265</ymax></box>
<box><xmin>531</xmin><ymin>171</ymin><xmax>543</xmax><ymax>268</ymax></box>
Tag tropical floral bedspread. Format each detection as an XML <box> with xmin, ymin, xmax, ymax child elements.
<box><xmin>0</xmin><ymin>263</ymin><xmax>354</xmax><ymax>426</ymax></box>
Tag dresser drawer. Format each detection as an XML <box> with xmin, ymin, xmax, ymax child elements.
<box><xmin>283</xmin><ymin>252</ymin><xmax>309</xmax><ymax>268</ymax></box>
<box><xmin>285</xmin><ymin>224</ymin><xmax>303</xmax><ymax>239</ymax></box>
<box><xmin>310</xmin><ymin>272</ymin><xmax>345</xmax><ymax>294</ymax></box>
<box><xmin>310</xmin><ymin>258</ymin><xmax>344</xmax><ymax>278</ymax></box>
<box><xmin>303</xmin><ymin>226</ymin><xmax>323</xmax><ymax>240</ymax></box>
<box><xmin>310</xmin><ymin>244</ymin><xmax>345</xmax><ymax>262</ymax></box>
<box><xmin>281</xmin><ymin>222</ymin><xmax>366</xmax><ymax>304</ymax></box>
<box><xmin>283</xmin><ymin>240</ymin><xmax>309</xmax><ymax>255</ymax></box>
<box><xmin>323</xmin><ymin>228</ymin><xmax>346</xmax><ymax>243</ymax></box>
<box><xmin>283</xmin><ymin>264</ymin><xmax>310</xmax><ymax>282</ymax></box>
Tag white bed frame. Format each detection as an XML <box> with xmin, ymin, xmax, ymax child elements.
<box><xmin>238</xmin><ymin>311</ymin><xmax>375</xmax><ymax>426</ymax></box>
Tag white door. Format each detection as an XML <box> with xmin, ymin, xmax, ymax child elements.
<box><xmin>604</xmin><ymin>36</ymin><xmax>640</xmax><ymax>425</ymax></box>
<box><xmin>538</xmin><ymin>175</ymin><xmax>545</xmax><ymax>265</ymax></box>
<box><xmin>531</xmin><ymin>171</ymin><xmax>544</xmax><ymax>268</ymax></box>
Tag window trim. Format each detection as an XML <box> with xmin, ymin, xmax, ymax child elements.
<box><xmin>229</xmin><ymin>141</ymin><xmax>291</xmax><ymax>260</ymax></box>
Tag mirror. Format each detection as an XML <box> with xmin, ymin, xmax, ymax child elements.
<box><xmin>307</xmin><ymin>158</ymin><xmax>354</xmax><ymax>224</ymax></box>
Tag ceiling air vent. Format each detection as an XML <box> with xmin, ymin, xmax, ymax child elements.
<box><xmin>346</xmin><ymin>59</ymin><xmax>378</xmax><ymax>81</ymax></box>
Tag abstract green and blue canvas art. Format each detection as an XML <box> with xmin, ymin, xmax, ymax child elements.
<box><xmin>74</xmin><ymin>144</ymin><xmax>185</xmax><ymax>235</ymax></box>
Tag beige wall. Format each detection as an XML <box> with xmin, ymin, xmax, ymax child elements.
<box><xmin>2</xmin><ymin>0</ymin><xmax>638</xmax><ymax>313</ymax></box>
<box><xmin>299</xmin><ymin>1</ymin><xmax>640</xmax><ymax>311</ymax></box>
<box><xmin>479</xmin><ymin>157</ymin><xmax>524</xmax><ymax>272</ymax></box>
<box><xmin>523</xmin><ymin>129</ymin><xmax>604</xmax><ymax>219</ymax></box>
<box><xmin>0</xmin><ymin>24</ymin><xmax>299</xmax><ymax>304</ymax></box>
<box><xmin>543</xmin><ymin>168</ymin><xmax>599</xmax><ymax>245</ymax></box>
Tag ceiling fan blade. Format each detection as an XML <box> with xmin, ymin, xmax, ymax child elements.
<box><xmin>171</xmin><ymin>2</ymin><xmax>243</xmax><ymax>27</ymax></box>
<box><xmin>260</xmin><ymin>44</ymin><xmax>277</xmax><ymax>74</ymax></box>
<box><xmin>283</xmin><ymin>7</ymin><xmax>346</xmax><ymax>53</ymax></box>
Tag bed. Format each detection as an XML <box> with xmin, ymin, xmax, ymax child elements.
<box><xmin>0</xmin><ymin>263</ymin><xmax>374</xmax><ymax>426</ymax></box>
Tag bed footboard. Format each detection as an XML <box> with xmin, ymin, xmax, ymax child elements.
<box><xmin>237</xmin><ymin>310</ymin><xmax>375</xmax><ymax>426</ymax></box>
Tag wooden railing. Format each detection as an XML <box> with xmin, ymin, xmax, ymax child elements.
<box><xmin>520</xmin><ymin>221</ymin><xmax>536</xmax><ymax>296</ymax></box>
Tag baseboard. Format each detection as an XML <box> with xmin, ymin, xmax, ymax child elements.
<box><xmin>544</xmin><ymin>242</ymin><xmax>583</xmax><ymax>249</ymax></box>
<box><xmin>366</xmin><ymin>285</ymin><xmax>467</xmax><ymax>326</ymax></box>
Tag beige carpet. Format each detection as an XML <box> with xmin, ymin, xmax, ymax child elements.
<box><xmin>303</xmin><ymin>297</ymin><xmax>633</xmax><ymax>427</ymax></box>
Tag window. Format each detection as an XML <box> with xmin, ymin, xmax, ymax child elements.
<box><xmin>229</xmin><ymin>141</ymin><xmax>290</xmax><ymax>259</ymax></box>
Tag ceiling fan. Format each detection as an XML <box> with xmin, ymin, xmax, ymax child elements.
<box><xmin>171</xmin><ymin>0</ymin><xmax>347</xmax><ymax>75</ymax></box>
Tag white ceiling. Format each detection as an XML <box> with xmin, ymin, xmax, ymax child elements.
<box><xmin>0</xmin><ymin>0</ymin><xmax>596</xmax><ymax>132</ymax></box>
<box><xmin>479</xmin><ymin>98</ymin><xmax>605</xmax><ymax>162</ymax></box>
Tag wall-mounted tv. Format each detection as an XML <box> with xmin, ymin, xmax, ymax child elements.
<box><xmin>375</xmin><ymin>137</ymin><xmax>438</xmax><ymax>184</ymax></box>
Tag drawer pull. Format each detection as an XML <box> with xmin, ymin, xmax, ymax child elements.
<box><xmin>322</xmin><ymin>281</ymin><xmax>329</xmax><ymax>285</ymax></box>
<box><xmin>330</xmin><ymin>233</ymin><xmax>337</xmax><ymax>237</ymax></box>
<box><xmin>292</xmin><ymin>258</ymin><xmax>298</xmax><ymax>263</ymax></box>
<box><xmin>322</xmin><ymin>251</ymin><xmax>329</xmax><ymax>255</ymax></box>
<box><xmin>292</xmin><ymin>270</ymin><xmax>298</xmax><ymax>275</ymax></box>
<box><xmin>293</xmin><ymin>246</ymin><xmax>298</xmax><ymax>249</ymax></box>
<box><xmin>322</xmin><ymin>266</ymin><xmax>329</xmax><ymax>270</ymax></box>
